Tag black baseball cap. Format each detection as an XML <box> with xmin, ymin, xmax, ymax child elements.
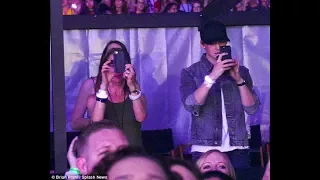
<box><xmin>200</xmin><ymin>20</ymin><xmax>230</xmax><ymax>44</ymax></box>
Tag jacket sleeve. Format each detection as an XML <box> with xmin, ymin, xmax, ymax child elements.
<box><xmin>241</xmin><ymin>66</ymin><xmax>260</xmax><ymax>115</ymax></box>
<box><xmin>179</xmin><ymin>68</ymin><xmax>203</xmax><ymax>116</ymax></box>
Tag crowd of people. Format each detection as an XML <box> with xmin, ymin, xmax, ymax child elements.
<box><xmin>53</xmin><ymin>18</ymin><xmax>270</xmax><ymax>179</ymax></box>
<box><xmin>61</xmin><ymin>120</ymin><xmax>270</xmax><ymax>180</ymax></box>
<box><xmin>62</xmin><ymin>0</ymin><xmax>270</xmax><ymax>15</ymax></box>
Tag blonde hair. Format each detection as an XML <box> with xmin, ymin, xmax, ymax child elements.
<box><xmin>196</xmin><ymin>149</ymin><xmax>236</xmax><ymax>180</ymax></box>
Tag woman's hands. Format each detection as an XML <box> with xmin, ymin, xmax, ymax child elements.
<box><xmin>100</xmin><ymin>61</ymin><xmax>115</xmax><ymax>90</ymax></box>
<box><xmin>123</xmin><ymin>64</ymin><xmax>137</xmax><ymax>91</ymax></box>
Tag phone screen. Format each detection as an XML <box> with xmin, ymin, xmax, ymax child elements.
<box><xmin>114</xmin><ymin>50</ymin><xmax>126</xmax><ymax>73</ymax></box>
<box><xmin>220</xmin><ymin>46</ymin><xmax>232</xmax><ymax>61</ymax></box>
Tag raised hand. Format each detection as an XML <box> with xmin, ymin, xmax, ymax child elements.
<box><xmin>67</xmin><ymin>136</ymin><xmax>78</xmax><ymax>168</ymax></box>
<box><xmin>209</xmin><ymin>53</ymin><xmax>236</xmax><ymax>80</ymax></box>
<box><xmin>100</xmin><ymin>61</ymin><xmax>115</xmax><ymax>90</ymax></box>
<box><xmin>229</xmin><ymin>58</ymin><xmax>243</xmax><ymax>83</ymax></box>
<box><xmin>123</xmin><ymin>64</ymin><xmax>137</xmax><ymax>90</ymax></box>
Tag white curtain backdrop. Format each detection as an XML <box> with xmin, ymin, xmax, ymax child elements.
<box><xmin>52</xmin><ymin>26</ymin><xmax>270</xmax><ymax>146</ymax></box>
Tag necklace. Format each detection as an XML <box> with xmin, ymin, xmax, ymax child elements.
<box><xmin>108</xmin><ymin>89</ymin><xmax>126</xmax><ymax>129</ymax></box>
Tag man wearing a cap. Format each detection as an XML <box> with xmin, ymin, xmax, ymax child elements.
<box><xmin>179</xmin><ymin>20</ymin><xmax>260</xmax><ymax>168</ymax></box>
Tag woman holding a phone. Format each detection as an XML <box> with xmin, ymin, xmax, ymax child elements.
<box><xmin>71</xmin><ymin>41</ymin><xmax>131</xmax><ymax>129</ymax></box>
<box><xmin>71</xmin><ymin>40</ymin><xmax>146</xmax><ymax>148</ymax></box>
<box><xmin>89</xmin><ymin>47</ymin><xmax>147</xmax><ymax>148</ymax></box>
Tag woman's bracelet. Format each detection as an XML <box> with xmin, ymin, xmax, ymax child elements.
<box><xmin>69</xmin><ymin>167</ymin><xmax>81</xmax><ymax>175</ymax></box>
<box><xmin>129</xmin><ymin>90</ymin><xmax>142</xmax><ymax>101</ymax></box>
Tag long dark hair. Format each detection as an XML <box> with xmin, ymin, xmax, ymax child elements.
<box><xmin>110</xmin><ymin>0</ymin><xmax>128</xmax><ymax>14</ymax></box>
<box><xmin>79</xmin><ymin>0</ymin><xmax>99</xmax><ymax>15</ymax></box>
<box><xmin>95</xmin><ymin>40</ymin><xmax>129</xmax><ymax>92</ymax></box>
<box><xmin>95</xmin><ymin>47</ymin><xmax>132</xmax><ymax>93</ymax></box>
<box><xmin>163</xmin><ymin>2</ymin><xmax>179</xmax><ymax>13</ymax></box>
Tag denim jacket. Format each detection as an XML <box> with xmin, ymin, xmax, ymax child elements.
<box><xmin>179</xmin><ymin>54</ymin><xmax>260</xmax><ymax>147</ymax></box>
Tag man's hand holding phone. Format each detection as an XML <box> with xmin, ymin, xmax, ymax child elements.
<box><xmin>229</xmin><ymin>58</ymin><xmax>244</xmax><ymax>83</ymax></box>
<box><xmin>209</xmin><ymin>53</ymin><xmax>236</xmax><ymax>80</ymax></box>
<box><xmin>219</xmin><ymin>46</ymin><xmax>243</xmax><ymax>82</ymax></box>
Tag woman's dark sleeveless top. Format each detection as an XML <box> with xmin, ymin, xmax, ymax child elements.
<box><xmin>104</xmin><ymin>97</ymin><xmax>143</xmax><ymax>148</ymax></box>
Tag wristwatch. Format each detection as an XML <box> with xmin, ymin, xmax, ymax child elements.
<box><xmin>129</xmin><ymin>89</ymin><xmax>142</xmax><ymax>101</ymax></box>
<box><xmin>237</xmin><ymin>80</ymin><xmax>246</xmax><ymax>86</ymax></box>
<box><xmin>96</xmin><ymin>97</ymin><xmax>108</xmax><ymax>103</ymax></box>
<box><xmin>130</xmin><ymin>89</ymin><xmax>140</xmax><ymax>95</ymax></box>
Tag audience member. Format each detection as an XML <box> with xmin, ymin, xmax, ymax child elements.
<box><xmin>164</xmin><ymin>2</ymin><xmax>179</xmax><ymax>13</ymax></box>
<box><xmin>58</xmin><ymin>3</ymin><xmax>269</xmax><ymax>180</ymax></box>
<box><xmin>90</xmin><ymin>47</ymin><xmax>147</xmax><ymax>148</ymax></box>
<box><xmin>79</xmin><ymin>0</ymin><xmax>99</xmax><ymax>15</ymax></box>
<box><xmin>246</xmin><ymin>0</ymin><xmax>266</xmax><ymax>12</ymax></box>
<box><xmin>71</xmin><ymin>40</ymin><xmax>128</xmax><ymax>131</ymax></box>
<box><xmin>179</xmin><ymin>20</ymin><xmax>260</xmax><ymax>168</ymax></box>
<box><xmin>110</xmin><ymin>0</ymin><xmax>129</xmax><ymax>14</ymax></box>
<box><xmin>62</xmin><ymin>0</ymin><xmax>270</xmax><ymax>15</ymax></box>
<box><xmin>65</xmin><ymin>120</ymin><xmax>129</xmax><ymax>176</ymax></box>
<box><xmin>98</xmin><ymin>0</ymin><xmax>112</xmax><ymax>14</ymax></box>
<box><xmin>191</xmin><ymin>0</ymin><xmax>203</xmax><ymax>12</ymax></box>
<box><xmin>158</xmin><ymin>0</ymin><xmax>168</xmax><ymax>12</ymax></box>
<box><xmin>90</xmin><ymin>146</ymin><xmax>174</xmax><ymax>180</ymax></box>
<box><xmin>196</xmin><ymin>149</ymin><xmax>236</xmax><ymax>180</ymax></box>
<box><xmin>132</xmin><ymin>0</ymin><xmax>149</xmax><ymax>14</ymax></box>
<box><xmin>258</xmin><ymin>0</ymin><xmax>270</xmax><ymax>10</ymax></box>
<box><xmin>153</xmin><ymin>0</ymin><xmax>162</xmax><ymax>13</ymax></box>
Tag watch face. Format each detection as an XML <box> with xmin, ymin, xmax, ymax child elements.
<box><xmin>131</xmin><ymin>90</ymin><xmax>139</xmax><ymax>94</ymax></box>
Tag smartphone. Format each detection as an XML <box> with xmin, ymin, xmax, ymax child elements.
<box><xmin>113</xmin><ymin>50</ymin><xmax>126</xmax><ymax>73</ymax></box>
<box><xmin>220</xmin><ymin>45</ymin><xmax>232</xmax><ymax>75</ymax></box>
<box><xmin>220</xmin><ymin>45</ymin><xmax>232</xmax><ymax>61</ymax></box>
